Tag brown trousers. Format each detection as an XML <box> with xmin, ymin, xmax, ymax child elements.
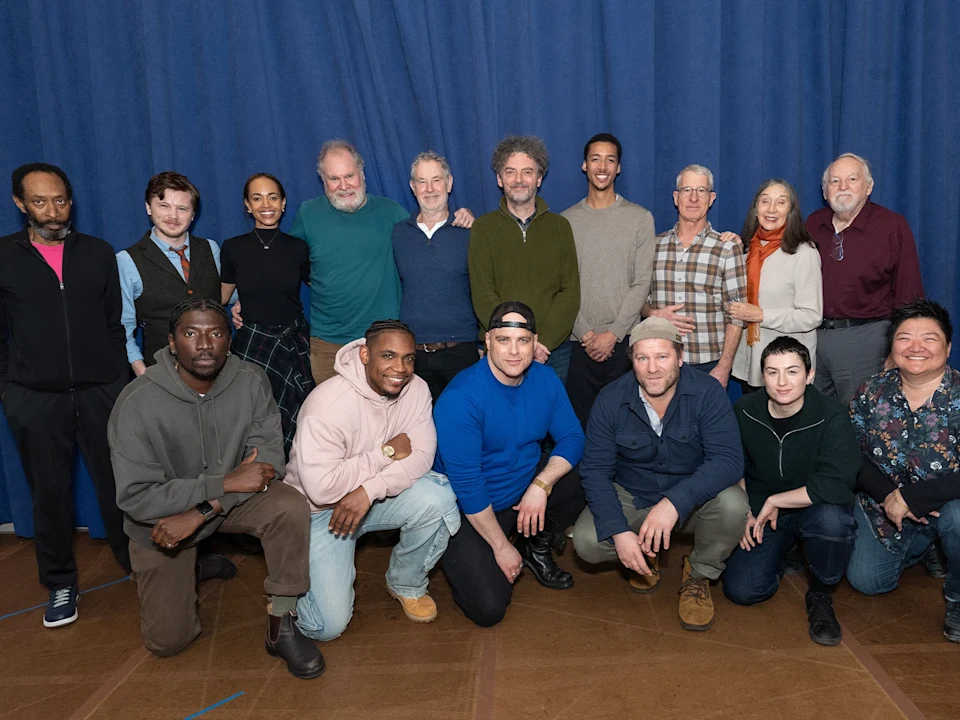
<box><xmin>129</xmin><ymin>482</ymin><xmax>310</xmax><ymax>657</ymax></box>
<box><xmin>309</xmin><ymin>337</ymin><xmax>344</xmax><ymax>385</ymax></box>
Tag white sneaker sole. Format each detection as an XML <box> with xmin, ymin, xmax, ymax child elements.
<box><xmin>43</xmin><ymin>596</ymin><xmax>79</xmax><ymax>628</ymax></box>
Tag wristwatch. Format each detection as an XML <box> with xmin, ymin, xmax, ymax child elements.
<box><xmin>195</xmin><ymin>500</ymin><xmax>217</xmax><ymax>522</ymax></box>
<box><xmin>382</xmin><ymin>444</ymin><xmax>395</xmax><ymax>459</ymax></box>
<box><xmin>531</xmin><ymin>478</ymin><xmax>552</xmax><ymax>496</ymax></box>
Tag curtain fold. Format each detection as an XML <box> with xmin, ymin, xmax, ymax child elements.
<box><xmin>0</xmin><ymin>0</ymin><xmax>956</xmax><ymax>535</ymax></box>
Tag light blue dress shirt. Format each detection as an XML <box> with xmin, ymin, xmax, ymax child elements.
<box><xmin>116</xmin><ymin>229</ymin><xmax>222</xmax><ymax>364</ymax></box>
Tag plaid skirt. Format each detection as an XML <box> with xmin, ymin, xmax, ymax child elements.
<box><xmin>231</xmin><ymin>315</ymin><xmax>315</xmax><ymax>457</ymax></box>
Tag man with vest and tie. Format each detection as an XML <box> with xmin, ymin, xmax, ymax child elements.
<box><xmin>117</xmin><ymin>172</ymin><xmax>224</xmax><ymax>376</ymax></box>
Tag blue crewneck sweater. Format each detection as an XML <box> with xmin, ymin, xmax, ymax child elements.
<box><xmin>433</xmin><ymin>358</ymin><xmax>584</xmax><ymax>514</ymax></box>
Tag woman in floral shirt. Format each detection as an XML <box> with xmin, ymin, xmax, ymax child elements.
<box><xmin>847</xmin><ymin>299</ymin><xmax>960</xmax><ymax>642</ymax></box>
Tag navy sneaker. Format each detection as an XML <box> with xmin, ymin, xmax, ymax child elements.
<box><xmin>43</xmin><ymin>585</ymin><xmax>79</xmax><ymax>628</ymax></box>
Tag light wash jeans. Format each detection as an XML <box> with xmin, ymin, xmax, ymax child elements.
<box><xmin>296</xmin><ymin>471</ymin><xmax>460</xmax><ymax>641</ymax></box>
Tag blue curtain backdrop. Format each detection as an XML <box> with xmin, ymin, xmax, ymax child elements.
<box><xmin>1</xmin><ymin>0</ymin><xmax>958</xmax><ymax>534</ymax></box>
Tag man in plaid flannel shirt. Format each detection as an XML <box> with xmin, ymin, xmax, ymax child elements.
<box><xmin>641</xmin><ymin>164</ymin><xmax>746</xmax><ymax>388</ymax></box>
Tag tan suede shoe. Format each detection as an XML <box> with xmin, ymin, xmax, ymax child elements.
<box><xmin>387</xmin><ymin>587</ymin><xmax>438</xmax><ymax>623</ymax></box>
<box><xmin>628</xmin><ymin>554</ymin><xmax>660</xmax><ymax>594</ymax></box>
<box><xmin>678</xmin><ymin>555</ymin><xmax>714</xmax><ymax>631</ymax></box>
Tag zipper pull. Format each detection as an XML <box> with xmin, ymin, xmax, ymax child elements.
<box><xmin>522</xmin><ymin>228</ymin><xmax>527</xmax><ymax>243</ymax></box>
<box><xmin>60</xmin><ymin>282</ymin><xmax>65</xmax><ymax>291</ymax></box>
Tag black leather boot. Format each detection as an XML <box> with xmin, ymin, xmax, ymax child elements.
<box><xmin>195</xmin><ymin>553</ymin><xmax>237</xmax><ymax>583</ymax></box>
<box><xmin>265</xmin><ymin>611</ymin><xmax>325</xmax><ymax>679</ymax></box>
<box><xmin>518</xmin><ymin>531</ymin><xmax>574</xmax><ymax>590</ymax></box>
<box><xmin>922</xmin><ymin>539</ymin><xmax>949</xmax><ymax>579</ymax></box>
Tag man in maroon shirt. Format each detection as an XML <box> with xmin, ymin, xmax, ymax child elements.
<box><xmin>805</xmin><ymin>153</ymin><xmax>924</xmax><ymax>407</ymax></box>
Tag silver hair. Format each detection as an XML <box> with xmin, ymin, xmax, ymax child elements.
<box><xmin>409</xmin><ymin>151</ymin><xmax>451</xmax><ymax>182</ymax></box>
<box><xmin>821</xmin><ymin>152</ymin><xmax>873</xmax><ymax>194</ymax></box>
<box><xmin>316</xmin><ymin>139</ymin><xmax>365</xmax><ymax>178</ymax></box>
<box><xmin>675</xmin><ymin>164</ymin><xmax>714</xmax><ymax>191</ymax></box>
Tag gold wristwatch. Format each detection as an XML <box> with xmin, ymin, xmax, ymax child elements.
<box><xmin>382</xmin><ymin>444</ymin><xmax>395</xmax><ymax>459</ymax></box>
<box><xmin>531</xmin><ymin>477</ymin><xmax>552</xmax><ymax>496</ymax></box>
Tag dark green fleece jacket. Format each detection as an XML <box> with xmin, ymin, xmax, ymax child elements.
<box><xmin>734</xmin><ymin>385</ymin><xmax>859</xmax><ymax>515</ymax></box>
<box><xmin>108</xmin><ymin>348</ymin><xmax>284</xmax><ymax>549</ymax></box>
<box><xmin>468</xmin><ymin>195</ymin><xmax>580</xmax><ymax>350</ymax></box>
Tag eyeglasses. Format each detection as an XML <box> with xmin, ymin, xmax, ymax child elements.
<box><xmin>831</xmin><ymin>231</ymin><xmax>844</xmax><ymax>262</ymax></box>
<box><xmin>678</xmin><ymin>186</ymin><xmax>711</xmax><ymax>198</ymax></box>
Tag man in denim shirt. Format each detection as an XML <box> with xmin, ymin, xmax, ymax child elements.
<box><xmin>572</xmin><ymin>316</ymin><xmax>746</xmax><ymax>631</ymax></box>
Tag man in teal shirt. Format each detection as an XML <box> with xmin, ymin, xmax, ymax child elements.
<box><xmin>288</xmin><ymin>140</ymin><xmax>474</xmax><ymax>384</ymax></box>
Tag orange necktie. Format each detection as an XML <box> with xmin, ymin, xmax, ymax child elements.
<box><xmin>172</xmin><ymin>245</ymin><xmax>190</xmax><ymax>286</ymax></box>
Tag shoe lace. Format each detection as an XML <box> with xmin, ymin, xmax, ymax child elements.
<box><xmin>678</xmin><ymin>576</ymin><xmax>709</xmax><ymax>604</ymax></box>
<box><xmin>808</xmin><ymin>593</ymin><xmax>835</xmax><ymax>625</ymax></box>
<box><xmin>51</xmin><ymin>588</ymin><xmax>73</xmax><ymax>608</ymax></box>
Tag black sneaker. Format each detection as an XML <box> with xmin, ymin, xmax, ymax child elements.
<box><xmin>805</xmin><ymin>591</ymin><xmax>841</xmax><ymax>646</ymax></box>
<box><xmin>195</xmin><ymin>553</ymin><xmax>238</xmax><ymax>583</ymax></box>
<box><xmin>43</xmin><ymin>585</ymin><xmax>79</xmax><ymax>628</ymax></box>
<box><xmin>944</xmin><ymin>600</ymin><xmax>960</xmax><ymax>643</ymax></box>
<box><xmin>923</xmin><ymin>541</ymin><xmax>949</xmax><ymax>579</ymax></box>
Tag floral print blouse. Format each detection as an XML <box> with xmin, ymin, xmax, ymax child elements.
<box><xmin>850</xmin><ymin>367</ymin><xmax>960</xmax><ymax>551</ymax></box>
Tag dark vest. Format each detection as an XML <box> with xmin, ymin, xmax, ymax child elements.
<box><xmin>128</xmin><ymin>232</ymin><xmax>221</xmax><ymax>365</ymax></box>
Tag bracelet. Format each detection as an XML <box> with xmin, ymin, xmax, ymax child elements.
<box><xmin>892</xmin><ymin>488</ymin><xmax>909</xmax><ymax>511</ymax></box>
<box><xmin>531</xmin><ymin>478</ymin><xmax>552</xmax><ymax>496</ymax></box>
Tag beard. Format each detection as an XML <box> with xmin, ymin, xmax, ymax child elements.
<box><xmin>181</xmin><ymin>354</ymin><xmax>227</xmax><ymax>381</ymax></box>
<box><xmin>504</xmin><ymin>183</ymin><xmax>536</xmax><ymax>206</ymax></box>
<box><xmin>28</xmin><ymin>216</ymin><xmax>71</xmax><ymax>241</ymax></box>
<box><xmin>328</xmin><ymin>186</ymin><xmax>367</xmax><ymax>213</ymax></box>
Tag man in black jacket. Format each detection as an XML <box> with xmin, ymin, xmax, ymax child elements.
<box><xmin>0</xmin><ymin>163</ymin><xmax>130</xmax><ymax>627</ymax></box>
<box><xmin>723</xmin><ymin>336</ymin><xmax>859</xmax><ymax>645</ymax></box>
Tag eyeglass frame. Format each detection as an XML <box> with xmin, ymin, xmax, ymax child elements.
<box><xmin>677</xmin><ymin>186</ymin><xmax>712</xmax><ymax>198</ymax></box>
<box><xmin>831</xmin><ymin>231</ymin><xmax>844</xmax><ymax>262</ymax></box>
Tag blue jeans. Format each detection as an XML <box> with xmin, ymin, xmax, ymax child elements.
<box><xmin>296</xmin><ymin>471</ymin><xmax>460</xmax><ymax>641</ymax></box>
<box><xmin>722</xmin><ymin>504</ymin><xmax>855</xmax><ymax>606</ymax></box>
<box><xmin>846</xmin><ymin>497</ymin><xmax>960</xmax><ymax>602</ymax></box>
<box><xmin>545</xmin><ymin>342</ymin><xmax>572</xmax><ymax>385</ymax></box>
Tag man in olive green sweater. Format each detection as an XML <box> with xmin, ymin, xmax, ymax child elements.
<box><xmin>468</xmin><ymin>136</ymin><xmax>580</xmax><ymax>383</ymax></box>
<box><xmin>723</xmin><ymin>336</ymin><xmax>859</xmax><ymax>646</ymax></box>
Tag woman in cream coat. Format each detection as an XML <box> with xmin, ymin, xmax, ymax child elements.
<box><xmin>730</xmin><ymin>179</ymin><xmax>822</xmax><ymax>391</ymax></box>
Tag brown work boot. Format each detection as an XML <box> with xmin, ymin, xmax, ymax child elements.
<box><xmin>628</xmin><ymin>554</ymin><xmax>660</xmax><ymax>594</ymax></box>
<box><xmin>387</xmin><ymin>586</ymin><xmax>438</xmax><ymax>623</ymax></box>
<box><xmin>678</xmin><ymin>555</ymin><xmax>714</xmax><ymax>631</ymax></box>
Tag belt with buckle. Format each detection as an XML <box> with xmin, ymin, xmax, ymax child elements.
<box><xmin>417</xmin><ymin>342</ymin><xmax>459</xmax><ymax>353</ymax></box>
<box><xmin>818</xmin><ymin>317</ymin><xmax>885</xmax><ymax>330</ymax></box>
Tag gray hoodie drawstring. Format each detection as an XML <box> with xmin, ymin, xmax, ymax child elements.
<box><xmin>196</xmin><ymin>397</ymin><xmax>208</xmax><ymax>469</ymax></box>
<box><xmin>212</xmin><ymin>395</ymin><xmax>223</xmax><ymax>466</ymax></box>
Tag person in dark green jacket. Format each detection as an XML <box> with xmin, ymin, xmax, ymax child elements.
<box><xmin>468</xmin><ymin>136</ymin><xmax>580</xmax><ymax>383</ymax></box>
<box><xmin>723</xmin><ymin>336</ymin><xmax>859</xmax><ymax>646</ymax></box>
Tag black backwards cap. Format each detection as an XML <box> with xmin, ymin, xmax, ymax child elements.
<box><xmin>488</xmin><ymin>300</ymin><xmax>537</xmax><ymax>333</ymax></box>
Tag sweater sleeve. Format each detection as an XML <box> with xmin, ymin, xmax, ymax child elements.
<box><xmin>538</xmin><ymin>219</ymin><xmax>581</xmax><ymax>350</ymax></box>
<box><xmin>110</xmin><ymin>396</ymin><xmax>230</xmax><ymax>523</ymax></box>
<box><xmin>805</xmin><ymin>411</ymin><xmax>859</xmax><ymax>505</ymax></box>
<box><xmin>856</xmin><ymin>454</ymin><xmax>896</xmax><ymax>503</ymax></box>
<box><xmin>761</xmin><ymin>246</ymin><xmax>823</xmax><ymax>334</ymax></box>
<box><xmin>468</xmin><ymin>222</ymin><xmax>501</xmax><ymax>333</ymax></box>
<box><xmin>900</xmin><ymin>475</ymin><xmax>960</xmax><ymax>516</ymax></box>
<box><xmin>580</xmin><ymin>389</ymin><xmax>633</xmax><ymax>542</ymax></box>
<box><xmin>434</xmin><ymin>387</ymin><xmax>490</xmax><ymax>514</ymax></box>
<box><xmin>661</xmin><ymin>382</ymin><xmax>744</xmax><ymax>521</ymax></box>
<box><xmin>610</xmin><ymin>211</ymin><xmax>656</xmax><ymax>341</ymax></box>
<box><xmin>361</xmin><ymin>384</ymin><xmax>437</xmax><ymax>502</ymax></box>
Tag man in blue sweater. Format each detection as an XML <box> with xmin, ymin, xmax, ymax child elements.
<box><xmin>392</xmin><ymin>151</ymin><xmax>478</xmax><ymax>401</ymax></box>
<box><xmin>572</xmin><ymin>316</ymin><xmax>746</xmax><ymax>631</ymax></box>
<box><xmin>434</xmin><ymin>302</ymin><xmax>585</xmax><ymax>627</ymax></box>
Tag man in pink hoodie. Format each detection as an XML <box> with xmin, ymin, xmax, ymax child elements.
<box><xmin>284</xmin><ymin>320</ymin><xmax>460</xmax><ymax>640</ymax></box>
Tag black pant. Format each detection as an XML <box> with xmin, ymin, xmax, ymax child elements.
<box><xmin>3</xmin><ymin>379</ymin><xmax>130</xmax><ymax>588</ymax></box>
<box><xmin>566</xmin><ymin>338</ymin><xmax>632</xmax><ymax>429</ymax></box>
<box><xmin>415</xmin><ymin>343</ymin><xmax>479</xmax><ymax>402</ymax></box>
<box><xmin>441</xmin><ymin>462</ymin><xmax>584</xmax><ymax>627</ymax></box>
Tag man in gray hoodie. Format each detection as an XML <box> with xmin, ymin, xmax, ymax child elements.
<box><xmin>108</xmin><ymin>298</ymin><xmax>323</xmax><ymax>679</ymax></box>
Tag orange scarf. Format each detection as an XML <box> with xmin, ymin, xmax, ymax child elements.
<box><xmin>745</xmin><ymin>225</ymin><xmax>784</xmax><ymax>346</ymax></box>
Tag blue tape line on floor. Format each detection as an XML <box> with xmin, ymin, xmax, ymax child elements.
<box><xmin>184</xmin><ymin>692</ymin><xmax>244</xmax><ymax>719</ymax></box>
<box><xmin>0</xmin><ymin>575</ymin><xmax>131</xmax><ymax>621</ymax></box>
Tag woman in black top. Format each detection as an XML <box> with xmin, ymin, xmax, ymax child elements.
<box><xmin>221</xmin><ymin>173</ymin><xmax>312</xmax><ymax>457</ymax></box>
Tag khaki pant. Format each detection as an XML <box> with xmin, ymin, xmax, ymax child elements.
<box><xmin>573</xmin><ymin>483</ymin><xmax>748</xmax><ymax>580</ymax></box>
<box><xmin>129</xmin><ymin>482</ymin><xmax>310</xmax><ymax>657</ymax></box>
<box><xmin>309</xmin><ymin>337</ymin><xmax>344</xmax><ymax>386</ymax></box>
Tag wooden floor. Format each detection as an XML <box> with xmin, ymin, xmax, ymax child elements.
<box><xmin>1</xmin><ymin>532</ymin><xmax>957</xmax><ymax>720</ymax></box>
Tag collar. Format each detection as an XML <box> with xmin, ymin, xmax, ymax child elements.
<box><xmin>498</xmin><ymin>195</ymin><xmax>549</xmax><ymax>223</ymax></box>
<box><xmin>150</xmin><ymin>227</ymin><xmax>191</xmax><ymax>252</ymax></box>
<box><xmin>666</xmin><ymin>221</ymin><xmax>714</xmax><ymax>246</ymax></box>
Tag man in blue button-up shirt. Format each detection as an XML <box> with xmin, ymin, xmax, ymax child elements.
<box><xmin>572</xmin><ymin>316</ymin><xmax>746</xmax><ymax>631</ymax></box>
